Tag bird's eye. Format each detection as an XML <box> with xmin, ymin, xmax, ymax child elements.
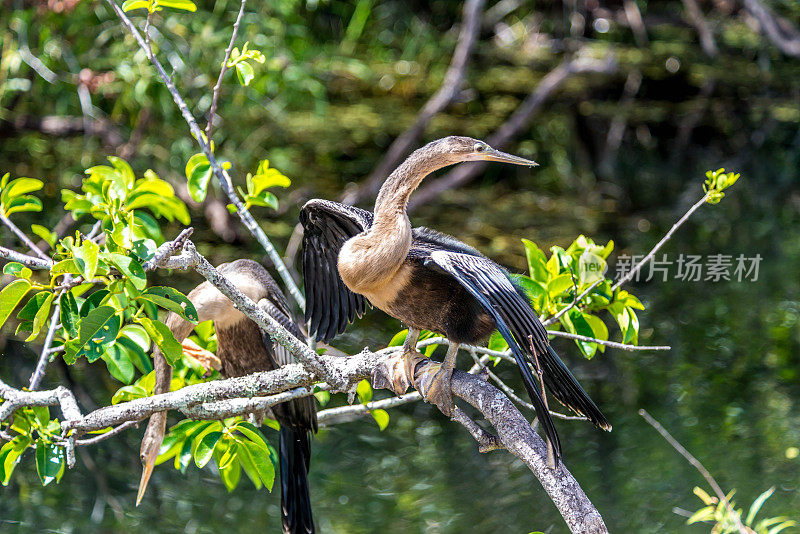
<box><xmin>474</xmin><ymin>143</ymin><xmax>487</xmax><ymax>152</ymax></box>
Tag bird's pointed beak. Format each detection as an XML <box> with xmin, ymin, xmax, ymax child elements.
<box><xmin>136</xmin><ymin>446</ymin><xmax>159</xmax><ymax>506</ymax></box>
<box><xmin>482</xmin><ymin>148</ymin><xmax>538</xmax><ymax>167</ymax></box>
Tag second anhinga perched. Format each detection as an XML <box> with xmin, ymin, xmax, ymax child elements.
<box><xmin>300</xmin><ymin>136</ymin><xmax>610</xmax><ymax>465</ymax></box>
<box><xmin>138</xmin><ymin>259</ymin><xmax>317</xmax><ymax>533</ymax></box>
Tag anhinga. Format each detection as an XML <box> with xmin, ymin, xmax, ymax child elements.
<box><xmin>300</xmin><ymin>136</ymin><xmax>610</xmax><ymax>465</ymax></box>
<box><xmin>138</xmin><ymin>259</ymin><xmax>317</xmax><ymax>534</ymax></box>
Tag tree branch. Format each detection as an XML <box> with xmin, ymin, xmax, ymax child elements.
<box><xmin>102</xmin><ymin>0</ymin><xmax>306</xmax><ymax>310</ymax></box>
<box><xmin>0</xmin><ymin>244</ymin><xmax>53</xmax><ymax>269</ymax></box>
<box><xmin>743</xmin><ymin>0</ymin><xmax>800</xmax><ymax>57</ymax></box>
<box><xmin>639</xmin><ymin>409</ymin><xmax>747</xmax><ymax>534</ymax></box>
<box><xmin>342</xmin><ymin>0</ymin><xmax>485</xmax><ymax>205</ymax></box>
<box><xmin>611</xmin><ymin>192</ymin><xmax>710</xmax><ymax>291</ymax></box>
<box><xmin>205</xmin><ymin>0</ymin><xmax>248</xmax><ymax>140</ymax></box>
<box><xmin>409</xmin><ymin>55</ymin><xmax>617</xmax><ymax>211</ymax></box>
<box><xmin>0</xmin><ymin>212</ymin><xmax>51</xmax><ymax>261</ymax></box>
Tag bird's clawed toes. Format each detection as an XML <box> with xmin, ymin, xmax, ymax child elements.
<box><xmin>373</xmin><ymin>350</ymin><xmax>424</xmax><ymax>396</ymax></box>
<box><xmin>415</xmin><ymin>361</ymin><xmax>455</xmax><ymax>417</ymax></box>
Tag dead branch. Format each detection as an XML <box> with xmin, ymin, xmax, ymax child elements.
<box><xmin>342</xmin><ymin>0</ymin><xmax>485</xmax><ymax>205</ymax></box>
<box><xmin>409</xmin><ymin>55</ymin><xmax>617</xmax><ymax>211</ymax></box>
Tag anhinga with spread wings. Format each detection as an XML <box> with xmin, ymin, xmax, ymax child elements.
<box><xmin>300</xmin><ymin>136</ymin><xmax>610</xmax><ymax>466</ymax></box>
<box><xmin>138</xmin><ymin>259</ymin><xmax>317</xmax><ymax>534</ymax></box>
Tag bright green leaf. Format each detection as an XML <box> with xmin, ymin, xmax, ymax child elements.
<box><xmin>371</xmin><ymin>409</ymin><xmax>389</xmax><ymax>430</ymax></box>
<box><xmin>137</xmin><ymin>287</ymin><xmax>198</xmax><ymax>323</ymax></box>
<box><xmin>0</xmin><ymin>279</ymin><xmax>31</xmax><ymax>331</ymax></box>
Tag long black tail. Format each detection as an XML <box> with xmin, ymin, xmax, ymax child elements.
<box><xmin>279</xmin><ymin>427</ymin><xmax>314</xmax><ymax>534</ymax></box>
<box><xmin>539</xmin><ymin>345</ymin><xmax>611</xmax><ymax>431</ymax></box>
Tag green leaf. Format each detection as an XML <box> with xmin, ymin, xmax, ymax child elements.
<box><xmin>251</xmin><ymin>170</ymin><xmax>290</xmax><ymax>194</ymax></box>
<box><xmin>1</xmin><ymin>177</ymin><xmax>43</xmax><ymax>208</ymax></box>
<box><xmin>487</xmin><ymin>330</ymin><xmax>508</xmax><ymax>352</ymax></box>
<box><xmin>194</xmin><ymin>431</ymin><xmax>223</xmax><ymax>468</ymax></box>
<box><xmin>80</xmin><ymin>289</ymin><xmax>110</xmax><ymax>316</ymax></box>
<box><xmin>121</xmin><ymin>0</ymin><xmax>151</xmax><ymax>12</ymax></box>
<box><xmin>233</xmin><ymin>422</ymin><xmax>277</xmax><ymax>466</ymax></box>
<box><xmin>35</xmin><ymin>442</ymin><xmax>64</xmax><ymax>486</ymax></box>
<box><xmin>547</xmin><ymin>274</ymin><xmax>574</xmax><ymax>298</ymax></box>
<box><xmin>50</xmin><ymin>259</ymin><xmax>81</xmax><ymax>276</ymax></box>
<box><xmin>73</xmin><ymin>239</ymin><xmax>100</xmax><ymax>281</ymax></box>
<box><xmin>0</xmin><ymin>279</ymin><xmax>31</xmax><ymax>331</ymax></box>
<box><xmin>138</xmin><ymin>317</ymin><xmax>183</xmax><ymax>365</ymax></box>
<box><xmin>3</xmin><ymin>262</ymin><xmax>32</xmax><ymax>279</ymax></box>
<box><xmin>111</xmin><ymin>384</ymin><xmax>147</xmax><ymax>404</ymax></box>
<box><xmin>582</xmin><ymin>313</ymin><xmax>609</xmax><ymax>353</ymax></box>
<box><xmin>239</xmin><ymin>439</ymin><xmax>275</xmax><ymax>490</ymax></box>
<box><xmin>157</xmin><ymin>0</ymin><xmax>197</xmax><ymax>11</ymax></box>
<box><xmin>1</xmin><ymin>436</ymin><xmax>31</xmax><ymax>486</ymax></box>
<box><xmin>371</xmin><ymin>409</ymin><xmax>389</xmax><ymax>431</ymax></box>
<box><xmin>65</xmin><ymin>305</ymin><xmax>118</xmax><ymax>364</ymax></box>
<box><xmin>185</xmin><ymin>153</ymin><xmax>212</xmax><ymax>203</ymax></box>
<box><xmin>106</xmin><ymin>253</ymin><xmax>146</xmax><ymax>290</ymax></box>
<box><xmin>357</xmin><ymin>379</ymin><xmax>372</xmax><ymax>404</ymax></box>
<box><xmin>522</xmin><ymin>238</ymin><xmax>549</xmax><ymax>282</ymax></box>
<box><xmin>31</xmin><ymin>224</ymin><xmax>56</xmax><ymax>248</ymax></box>
<box><xmin>137</xmin><ymin>287</ymin><xmax>198</xmax><ymax>323</ymax></box>
<box><xmin>236</xmin><ymin>441</ymin><xmax>263</xmax><ymax>490</ymax></box>
<box><xmin>218</xmin><ymin>454</ymin><xmax>241</xmax><ymax>492</ymax></box>
<box><xmin>60</xmin><ymin>291</ymin><xmax>80</xmax><ymax>338</ymax></box>
<box><xmin>120</xmin><ymin>323</ymin><xmax>150</xmax><ymax>351</ymax></box>
<box><xmin>746</xmin><ymin>487</ymin><xmax>774</xmax><ymax>525</ymax></box>
<box><xmin>567</xmin><ymin>309</ymin><xmax>597</xmax><ymax>359</ymax></box>
<box><xmin>388</xmin><ymin>329</ymin><xmax>409</xmax><ymax>347</ymax></box>
<box><xmin>235</xmin><ymin>61</ymin><xmax>255</xmax><ymax>86</ymax></box>
<box><xmin>26</xmin><ymin>292</ymin><xmax>55</xmax><ymax>342</ymax></box>
<box><xmin>102</xmin><ymin>343</ymin><xmax>135</xmax><ymax>383</ymax></box>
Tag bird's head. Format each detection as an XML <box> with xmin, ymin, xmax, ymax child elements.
<box><xmin>426</xmin><ymin>136</ymin><xmax>538</xmax><ymax>166</ymax></box>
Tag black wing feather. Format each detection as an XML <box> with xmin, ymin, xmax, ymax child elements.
<box><xmin>426</xmin><ymin>250</ymin><xmax>611</xmax><ymax>458</ymax></box>
<box><xmin>300</xmin><ymin>199</ymin><xmax>372</xmax><ymax>342</ymax></box>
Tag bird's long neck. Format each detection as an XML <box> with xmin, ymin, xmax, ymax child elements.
<box><xmin>373</xmin><ymin>149</ymin><xmax>447</xmax><ymax>223</ymax></box>
<box><xmin>338</xmin><ymin>149</ymin><xmax>450</xmax><ymax>293</ymax></box>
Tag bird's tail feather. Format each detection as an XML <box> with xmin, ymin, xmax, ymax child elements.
<box><xmin>279</xmin><ymin>427</ymin><xmax>314</xmax><ymax>534</ymax></box>
<box><xmin>538</xmin><ymin>345</ymin><xmax>611</xmax><ymax>431</ymax></box>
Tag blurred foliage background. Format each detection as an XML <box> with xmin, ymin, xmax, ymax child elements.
<box><xmin>2</xmin><ymin>0</ymin><xmax>800</xmax><ymax>532</ymax></box>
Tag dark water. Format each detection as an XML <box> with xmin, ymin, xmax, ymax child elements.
<box><xmin>3</xmin><ymin>164</ymin><xmax>799</xmax><ymax>534</ymax></box>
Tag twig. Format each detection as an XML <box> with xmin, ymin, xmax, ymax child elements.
<box><xmin>205</xmin><ymin>0</ymin><xmax>248</xmax><ymax>140</ymax></box>
<box><xmin>29</xmin><ymin>298</ymin><xmax>63</xmax><ymax>390</ymax></box>
<box><xmin>611</xmin><ymin>192</ymin><xmax>710</xmax><ymax>291</ymax></box>
<box><xmin>639</xmin><ymin>409</ymin><xmax>747</xmax><ymax>534</ymax></box>
<box><xmin>0</xmin><ymin>245</ymin><xmax>53</xmax><ymax>269</ymax></box>
<box><xmin>142</xmin><ymin>227</ymin><xmax>194</xmax><ymax>271</ymax></box>
<box><xmin>547</xmin><ymin>331</ymin><xmax>670</xmax><ymax>351</ymax></box>
<box><xmin>0</xmin><ymin>213</ymin><xmax>51</xmax><ymax>261</ymax></box>
<box><xmin>103</xmin><ymin>0</ymin><xmax>306</xmax><ymax>311</ymax></box>
<box><xmin>343</xmin><ymin>0</ymin><xmax>485</xmax><ymax>205</ymax></box>
<box><xmin>316</xmin><ymin>391</ymin><xmax>422</xmax><ymax>426</ymax></box>
<box><xmin>542</xmin><ymin>279</ymin><xmax>604</xmax><ymax>327</ymax></box>
<box><xmin>451</xmin><ymin>406</ymin><xmax>502</xmax><ymax>452</ymax></box>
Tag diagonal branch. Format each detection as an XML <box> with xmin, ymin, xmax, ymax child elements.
<box><xmin>409</xmin><ymin>55</ymin><xmax>617</xmax><ymax>211</ymax></box>
<box><xmin>205</xmin><ymin>0</ymin><xmax>248</xmax><ymax>140</ymax></box>
<box><xmin>742</xmin><ymin>0</ymin><xmax>800</xmax><ymax>57</ymax></box>
<box><xmin>102</xmin><ymin>0</ymin><xmax>306</xmax><ymax>310</ymax></box>
<box><xmin>0</xmin><ymin>212</ymin><xmax>51</xmax><ymax>261</ymax></box>
<box><xmin>342</xmin><ymin>0</ymin><xmax>485</xmax><ymax>205</ymax></box>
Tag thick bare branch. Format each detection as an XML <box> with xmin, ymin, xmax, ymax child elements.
<box><xmin>0</xmin><ymin>245</ymin><xmax>53</xmax><ymax>269</ymax></box>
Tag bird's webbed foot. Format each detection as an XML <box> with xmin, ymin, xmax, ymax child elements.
<box><xmin>415</xmin><ymin>361</ymin><xmax>455</xmax><ymax>418</ymax></box>
<box><xmin>372</xmin><ymin>349</ymin><xmax>425</xmax><ymax>396</ymax></box>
